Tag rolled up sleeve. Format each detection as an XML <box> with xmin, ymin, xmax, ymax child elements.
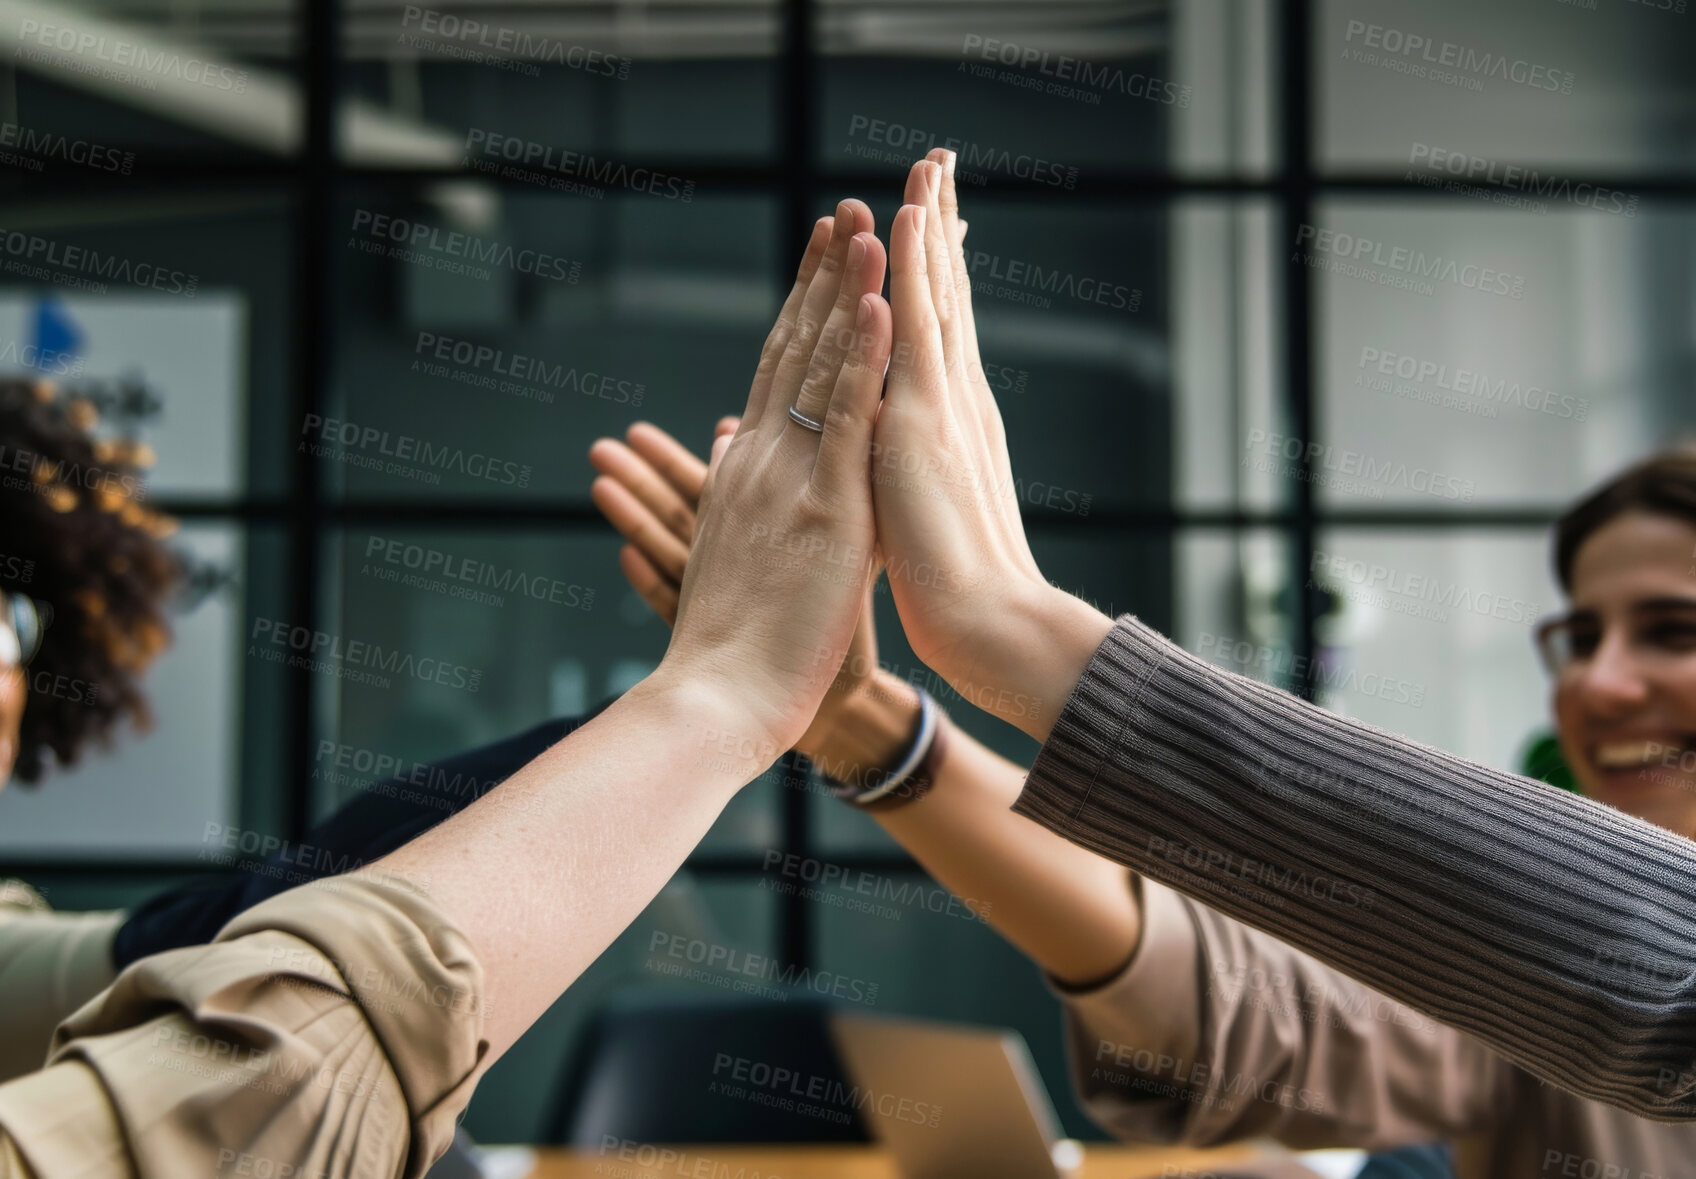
<box><xmin>0</xmin><ymin>872</ymin><xmax>487</xmax><ymax>1179</ymax></box>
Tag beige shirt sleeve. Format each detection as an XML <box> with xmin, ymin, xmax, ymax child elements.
<box><xmin>1056</xmin><ymin>877</ymin><xmax>1510</xmax><ymax>1152</ymax></box>
<box><xmin>0</xmin><ymin>871</ymin><xmax>487</xmax><ymax>1179</ymax></box>
<box><xmin>0</xmin><ymin>880</ymin><xmax>124</xmax><ymax>1085</ymax></box>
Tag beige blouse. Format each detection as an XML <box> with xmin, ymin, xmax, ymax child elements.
<box><xmin>0</xmin><ymin>880</ymin><xmax>124</xmax><ymax>1085</ymax></box>
<box><xmin>0</xmin><ymin>872</ymin><xmax>487</xmax><ymax>1179</ymax></box>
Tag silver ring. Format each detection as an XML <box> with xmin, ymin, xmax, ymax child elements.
<box><xmin>787</xmin><ymin>405</ymin><xmax>825</xmax><ymax>433</ymax></box>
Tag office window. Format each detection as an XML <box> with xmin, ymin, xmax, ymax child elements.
<box><xmin>3</xmin><ymin>0</ymin><xmax>1693</xmax><ymax>1145</ymax></box>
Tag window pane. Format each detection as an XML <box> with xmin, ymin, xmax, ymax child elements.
<box><xmin>1311</xmin><ymin>528</ymin><xmax>1558</xmax><ymax>772</ymax></box>
<box><xmin>0</xmin><ymin>193</ymin><xmax>292</xmax><ymax>498</ymax></box>
<box><xmin>815</xmin><ymin>3</ymin><xmax>1179</xmax><ymax>176</ymax></box>
<box><xmin>1311</xmin><ymin>199</ymin><xmax>1693</xmax><ymax>508</ymax></box>
<box><xmin>320</xmin><ymin>524</ymin><xmax>776</xmax><ymax>852</ymax></box>
<box><xmin>5</xmin><ymin>0</ymin><xmax>297</xmax><ymax>160</ymax></box>
<box><xmin>1319</xmin><ymin>0</ymin><xmax>1696</xmax><ymax>177</ymax></box>
<box><xmin>0</xmin><ymin>522</ymin><xmax>247</xmax><ymax>858</ymax></box>
<box><xmin>325</xmin><ymin>186</ymin><xmax>775</xmax><ymax>502</ymax></box>
<box><xmin>339</xmin><ymin>4</ymin><xmax>778</xmax><ymax>166</ymax></box>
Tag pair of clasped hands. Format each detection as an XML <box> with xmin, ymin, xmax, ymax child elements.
<box><xmin>590</xmin><ymin>151</ymin><xmax>1112</xmax><ymax>777</ymax></box>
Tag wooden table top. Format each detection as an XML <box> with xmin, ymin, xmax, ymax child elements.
<box><xmin>525</xmin><ymin>1141</ymin><xmax>1284</xmax><ymax>1178</ymax></box>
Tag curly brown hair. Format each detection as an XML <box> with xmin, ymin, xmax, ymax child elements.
<box><xmin>0</xmin><ymin>377</ymin><xmax>181</xmax><ymax>783</ymax></box>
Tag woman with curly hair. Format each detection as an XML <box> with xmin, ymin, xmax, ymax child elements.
<box><xmin>0</xmin><ymin>376</ymin><xmax>180</xmax><ymax>784</ymax></box>
<box><xmin>0</xmin><ymin>375</ymin><xmax>183</xmax><ymax>1083</ymax></box>
<box><xmin>0</xmin><ymin>203</ymin><xmax>900</xmax><ymax>1177</ymax></box>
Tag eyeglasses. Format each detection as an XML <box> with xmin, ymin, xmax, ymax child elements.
<box><xmin>1535</xmin><ymin>605</ymin><xmax>1696</xmax><ymax>676</ymax></box>
<box><xmin>0</xmin><ymin>593</ymin><xmax>45</xmax><ymax>670</ymax></box>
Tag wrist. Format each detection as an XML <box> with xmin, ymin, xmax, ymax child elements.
<box><xmin>797</xmin><ymin>670</ymin><xmax>921</xmax><ymax>784</ymax></box>
<box><xmin>996</xmin><ymin>583</ymin><xmax>1114</xmax><ymax>743</ymax></box>
<box><xmin>630</xmin><ymin>667</ymin><xmax>786</xmax><ymax>790</ymax></box>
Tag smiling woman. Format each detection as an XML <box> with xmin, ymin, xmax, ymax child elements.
<box><xmin>1543</xmin><ymin>449</ymin><xmax>1696</xmax><ymax>834</ymax></box>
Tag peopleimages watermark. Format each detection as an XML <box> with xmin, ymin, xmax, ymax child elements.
<box><xmin>1293</xmin><ymin>224</ymin><xmax>1527</xmax><ymax>301</ymax></box>
<box><xmin>1310</xmin><ymin>549</ymin><xmax>1542</xmax><ymax>627</ymax></box>
<box><xmin>1145</xmin><ymin>834</ymin><xmax>1376</xmax><ymax>911</ymax></box>
<box><xmin>15</xmin><ymin>18</ymin><xmax>249</xmax><ymax>93</ymax></box>
<box><xmin>198</xmin><ymin>822</ymin><xmax>412</xmax><ymax>895</ymax></box>
<box><xmin>1340</xmin><ymin>19</ymin><xmax>1576</xmax><ymax>95</ymax></box>
<box><xmin>0</xmin><ymin>122</ymin><xmax>134</xmax><ymax>175</ymax></box>
<box><xmin>1255</xmin><ymin>750</ymin><xmax>1455</xmax><ymax>826</ymax></box>
<box><xmin>348</xmin><ymin>210</ymin><xmax>583</xmax><ymax>284</ymax></box>
<box><xmin>958</xmin><ymin>34</ymin><xmax>1192</xmax><ymax>107</ymax></box>
<box><xmin>299</xmin><ymin>412</ymin><xmax>533</xmax><ymax>488</ymax></box>
<box><xmin>595</xmin><ymin>1138</ymin><xmax>785</xmax><ymax>1179</ymax></box>
<box><xmin>265</xmin><ymin>942</ymin><xmax>484</xmax><ymax>1018</ymax></box>
<box><xmin>966</xmin><ymin>249</ymin><xmax>1141</xmax><ymax>313</ymax></box>
<box><xmin>147</xmin><ymin>1027</ymin><xmax>370</xmax><ymax>1100</ymax></box>
<box><xmin>462</xmin><ymin>129</ymin><xmax>694</xmax><ymax>201</ymax></box>
<box><xmin>645</xmin><ymin>930</ymin><xmax>880</xmax><ymax>1006</ymax></box>
<box><xmin>867</xmin><ymin>438</ymin><xmax>1093</xmax><ymax>518</ymax></box>
<box><xmin>1242</xmin><ymin>428</ymin><xmax>1477</xmax><ymax>503</ymax></box>
<box><xmin>0</xmin><ymin>439</ymin><xmax>146</xmax><ymax>501</ymax></box>
<box><xmin>1197</xmin><ymin>631</ymin><xmax>1429</xmax><ymax>708</ymax></box>
<box><xmin>1090</xmin><ymin>1037</ymin><xmax>1332</xmax><ymax>1116</ymax></box>
<box><xmin>248</xmin><ymin>617</ymin><xmax>484</xmax><ymax>693</ymax></box>
<box><xmin>761</xmin><ymin>849</ymin><xmax>992</xmax><ymax>925</ymax></box>
<box><xmin>397</xmin><ymin>6</ymin><xmax>629</xmax><ymax>79</ymax></box>
<box><xmin>412</xmin><ymin>330</ymin><xmax>646</xmax><ymax>407</ymax></box>
<box><xmin>1542</xmin><ymin>1148</ymin><xmax>1679</xmax><ymax>1179</ymax></box>
<box><xmin>0</xmin><ymin>336</ymin><xmax>84</xmax><ymax>377</ymax></box>
<box><xmin>711</xmin><ymin>1052</ymin><xmax>943</xmax><ymax>1130</ymax></box>
<box><xmin>0</xmin><ymin>228</ymin><xmax>199</xmax><ymax>296</ymax></box>
<box><xmin>817</xmin><ymin>647</ymin><xmax>1047</xmax><ymax>725</ymax></box>
<box><xmin>1355</xmin><ymin>346</ymin><xmax>1591</xmax><ymax>423</ymax></box>
<box><xmin>1209</xmin><ymin>958</ymin><xmax>1436</xmax><ymax>1034</ymax></box>
<box><xmin>1556</xmin><ymin>0</ymin><xmax>1687</xmax><ymax>13</ymax></box>
<box><xmin>312</xmin><ymin>737</ymin><xmax>547</xmax><ymax>821</ymax></box>
<box><xmin>1406</xmin><ymin>143</ymin><xmax>1638</xmax><ymax>217</ymax></box>
<box><xmin>361</xmin><ymin>534</ymin><xmax>595</xmax><ymax>611</ymax></box>
<box><xmin>842</xmin><ymin>116</ymin><xmax>1077</xmax><ymax>189</ymax></box>
<box><xmin>216</xmin><ymin>1149</ymin><xmax>329</xmax><ymax>1179</ymax></box>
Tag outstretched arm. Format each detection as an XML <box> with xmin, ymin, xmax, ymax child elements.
<box><xmin>0</xmin><ymin>200</ymin><xmax>894</xmax><ymax>1178</ymax></box>
<box><xmin>872</xmin><ymin>153</ymin><xmax>1696</xmax><ymax>1121</ymax></box>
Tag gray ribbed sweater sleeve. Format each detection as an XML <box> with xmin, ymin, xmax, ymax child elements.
<box><xmin>1012</xmin><ymin>615</ymin><xmax>1696</xmax><ymax>1121</ymax></box>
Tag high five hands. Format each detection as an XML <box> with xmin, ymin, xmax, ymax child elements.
<box><xmin>608</xmin><ymin>151</ymin><xmax>1113</xmax><ymax>775</ymax></box>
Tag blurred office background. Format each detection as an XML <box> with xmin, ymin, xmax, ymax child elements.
<box><xmin>0</xmin><ymin>0</ymin><xmax>1692</xmax><ymax>1144</ymax></box>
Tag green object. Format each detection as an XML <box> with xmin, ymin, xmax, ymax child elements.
<box><xmin>1521</xmin><ymin>732</ymin><xmax>1580</xmax><ymax>793</ymax></box>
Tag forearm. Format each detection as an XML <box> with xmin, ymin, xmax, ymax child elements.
<box><xmin>1014</xmin><ymin>612</ymin><xmax>1696</xmax><ymax>1121</ymax></box>
<box><xmin>806</xmin><ymin>669</ymin><xmax>1142</xmax><ymax>987</ymax></box>
<box><xmin>364</xmin><ymin>675</ymin><xmax>751</xmax><ymax>1063</ymax></box>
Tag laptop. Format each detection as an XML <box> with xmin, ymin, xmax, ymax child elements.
<box><xmin>828</xmin><ymin>1011</ymin><xmax>1083</xmax><ymax>1179</ymax></box>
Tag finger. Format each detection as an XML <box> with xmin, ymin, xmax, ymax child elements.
<box><xmin>589</xmin><ymin>437</ymin><xmax>698</xmax><ymax>544</ymax></box>
<box><xmin>790</xmin><ymin>231</ymin><xmax>887</xmax><ymax>433</ymax></box>
<box><xmin>904</xmin><ymin>160</ymin><xmax>965</xmax><ymax>379</ymax></box>
<box><xmin>590</xmin><ymin>474</ymin><xmax>692</xmax><ymax>583</ymax></box>
<box><xmin>923</xmin><ymin>150</ymin><xmax>996</xmax><ymax>468</ymax></box>
<box><xmin>935</xmin><ymin>158</ymin><xmax>987</xmax><ymax>380</ymax></box>
<box><xmin>766</xmin><ymin>198</ymin><xmax>873</xmax><ymax>433</ymax></box>
<box><xmin>885</xmin><ymin>203</ymin><xmax>948</xmax><ymax>410</ymax></box>
<box><xmin>624</xmin><ymin>421</ymin><xmax>710</xmax><ymax>508</ymax></box>
<box><xmin>619</xmin><ymin>543</ymin><xmax>680</xmax><ymax>626</ymax></box>
<box><xmin>814</xmin><ymin>292</ymin><xmax>892</xmax><ymax>495</ymax></box>
<box><xmin>714</xmin><ymin>416</ymin><xmax>740</xmax><ymax>440</ymax></box>
<box><xmin>742</xmin><ymin>216</ymin><xmax>833</xmax><ymax>430</ymax></box>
